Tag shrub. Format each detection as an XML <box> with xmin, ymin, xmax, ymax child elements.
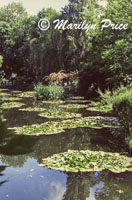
<box><xmin>88</xmin><ymin>88</ymin><xmax>113</xmax><ymax>113</ymax></box>
<box><xmin>112</xmin><ymin>87</ymin><xmax>132</xmax><ymax>135</ymax></box>
<box><xmin>88</xmin><ymin>85</ymin><xmax>132</xmax><ymax>148</ymax></box>
<box><xmin>34</xmin><ymin>83</ymin><xmax>64</xmax><ymax>100</ymax></box>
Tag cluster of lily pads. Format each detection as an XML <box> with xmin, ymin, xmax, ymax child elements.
<box><xmin>87</xmin><ymin>100</ymin><xmax>113</xmax><ymax>113</ymax></box>
<box><xmin>2</xmin><ymin>97</ymin><xmax>22</xmax><ymax>101</ymax></box>
<box><xmin>13</xmin><ymin>121</ymin><xmax>65</xmax><ymax>136</ymax></box>
<box><xmin>19</xmin><ymin>107</ymin><xmax>46</xmax><ymax>112</ymax></box>
<box><xmin>0</xmin><ymin>92</ymin><xmax>10</xmax><ymax>97</ymax></box>
<box><xmin>59</xmin><ymin>104</ymin><xmax>87</xmax><ymax>109</ymax></box>
<box><xmin>38</xmin><ymin>110</ymin><xmax>82</xmax><ymax>119</ymax></box>
<box><xmin>42</xmin><ymin>100</ymin><xmax>64</xmax><ymax>104</ymax></box>
<box><xmin>39</xmin><ymin>150</ymin><xmax>132</xmax><ymax>173</ymax></box>
<box><xmin>12</xmin><ymin>116</ymin><xmax>118</xmax><ymax>136</ymax></box>
<box><xmin>69</xmin><ymin>96</ymin><xmax>84</xmax><ymax>100</ymax></box>
<box><xmin>11</xmin><ymin>90</ymin><xmax>21</xmax><ymax>94</ymax></box>
<box><xmin>18</xmin><ymin>91</ymin><xmax>35</xmax><ymax>98</ymax></box>
<box><xmin>65</xmin><ymin>99</ymin><xmax>90</xmax><ymax>103</ymax></box>
<box><xmin>1</xmin><ymin>102</ymin><xmax>25</xmax><ymax>109</ymax></box>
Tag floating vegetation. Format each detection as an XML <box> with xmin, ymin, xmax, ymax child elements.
<box><xmin>39</xmin><ymin>150</ymin><xmax>132</xmax><ymax>173</ymax></box>
<box><xmin>87</xmin><ymin>105</ymin><xmax>112</xmax><ymax>113</ymax></box>
<box><xmin>69</xmin><ymin>96</ymin><xmax>84</xmax><ymax>100</ymax></box>
<box><xmin>11</xmin><ymin>90</ymin><xmax>21</xmax><ymax>94</ymax></box>
<box><xmin>1</xmin><ymin>102</ymin><xmax>25</xmax><ymax>109</ymax></box>
<box><xmin>13</xmin><ymin>121</ymin><xmax>65</xmax><ymax>136</ymax></box>
<box><xmin>42</xmin><ymin>100</ymin><xmax>64</xmax><ymax>104</ymax></box>
<box><xmin>19</xmin><ymin>91</ymin><xmax>35</xmax><ymax>98</ymax></box>
<box><xmin>59</xmin><ymin>104</ymin><xmax>87</xmax><ymax>109</ymax></box>
<box><xmin>12</xmin><ymin>116</ymin><xmax>118</xmax><ymax>136</ymax></box>
<box><xmin>2</xmin><ymin>97</ymin><xmax>22</xmax><ymax>101</ymax></box>
<box><xmin>87</xmin><ymin>100</ymin><xmax>113</xmax><ymax>113</ymax></box>
<box><xmin>19</xmin><ymin>107</ymin><xmax>46</xmax><ymax>112</ymax></box>
<box><xmin>84</xmin><ymin>116</ymin><xmax>120</xmax><ymax>128</ymax></box>
<box><xmin>38</xmin><ymin>110</ymin><xmax>81</xmax><ymax>119</ymax></box>
<box><xmin>0</xmin><ymin>93</ymin><xmax>10</xmax><ymax>97</ymax></box>
<box><xmin>0</xmin><ymin>89</ymin><xmax>9</xmax><ymax>91</ymax></box>
<box><xmin>65</xmin><ymin>99</ymin><xmax>90</xmax><ymax>104</ymax></box>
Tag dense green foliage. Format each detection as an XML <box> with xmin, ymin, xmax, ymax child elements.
<box><xmin>0</xmin><ymin>0</ymin><xmax>131</xmax><ymax>90</ymax></box>
<box><xmin>89</xmin><ymin>85</ymin><xmax>132</xmax><ymax>148</ymax></box>
<box><xmin>34</xmin><ymin>83</ymin><xmax>65</xmax><ymax>100</ymax></box>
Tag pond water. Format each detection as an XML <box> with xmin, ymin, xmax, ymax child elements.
<box><xmin>0</xmin><ymin>89</ymin><xmax>132</xmax><ymax>200</ymax></box>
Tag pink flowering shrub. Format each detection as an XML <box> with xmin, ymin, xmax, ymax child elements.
<box><xmin>45</xmin><ymin>71</ymin><xmax>78</xmax><ymax>86</ymax></box>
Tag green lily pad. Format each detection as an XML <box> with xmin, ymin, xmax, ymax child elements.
<box><xmin>19</xmin><ymin>91</ymin><xmax>35</xmax><ymax>98</ymax></box>
<box><xmin>39</xmin><ymin>150</ymin><xmax>132</xmax><ymax>173</ymax></box>
<box><xmin>13</xmin><ymin>121</ymin><xmax>65</xmax><ymax>136</ymax></box>
<box><xmin>19</xmin><ymin>107</ymin><xmax>46</xmax><ymax>112</ymax></box>
<box><xmin>38</xmin><ymin>110</ymin><xmax>81</xmax><ymax>119</ymax></box>
<box><xmin>66</xmin><ymin>99</ymin><xmax>90</xmax><ymax>103</ymax></box>
<box><xmin>69</xmin><ymin>96</ymin><xmax>84</xmax><ymax>100</ymax></box>
<box><xmin>59</xmin><ymin>104</ymin><xmax>87</xmax><ymax>109</ymax></box>
<box><xmin>1</xmin><ymin>102</ymin><xmax>25</xmax><ymax>109</ymax></box>
<box><xmin>42</xmin><ymin>100</ymin><xmax>64</xmax><ymax>104</ymax></box>
<box><xmin>2</xmin><ymin>97</ymin><xmax>22</xmax><ymax>101</ymax></box>
<box><xmin>0</xmin><ymin>92</ymin><xmax>10</xmax><ymax>96</ymax></box>
<box><xmin>11</xmin><ymin>90</ymin><xmax>21</xmax><ymax>93</ymax></box>
<box><xmin>0</xmin><ymin>89</ymin><xmax>9</xmax><ymax>91</ymax></box>
<box><xmin>12</xmin><ymin>116</ymin><xmax>117</xmax><ymax>136</ymax></box>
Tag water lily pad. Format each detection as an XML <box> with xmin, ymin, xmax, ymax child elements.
<box><xmin>12</xmin><ymin>116</ymin><xmax>114</xmax><ymax>136</ymax></box>
<box><xmin>0</xmin><ymin>93</ymin><xmax>10</xmax><ymax>97</ymax></box>
<box><xmin>19</xmin><ymin>91</ymin><xmax>35</xmax><ymax>98</ymax></box>
<box><xmin>87</xmin><ymin>104</ymin><xmax>112</xmax><ymax>113</ymax></box>
<box><xmin>42</xmin><ymin>100</ymin><xmax>64</xmax><ymax>104</ymax></box>
<box><xmin>13</xmin><ymin>121</ymin><xmax>65</xmax><ymax>136</ymax></box>
<box><xmin>0</xmin><ymin>89</ymin><xmax>9</xmax><ymax>91</ymax></box>
<box><xmin>39</xmin><ymin>150</ymin><xmax>132</xmax><ymax>173</ymax></box>
<box><xmin>11</xmin><ymin>90</ymin><xmax>21</xmax><ymax>94</ymax></box>
<box><xmin>66</xmin><ymin>99</ymin><xmax>90</xmax><ymax>103</ymax></box>
<box><xmin>59</xmin><ymin>104</ymin><xmax>87</xmax><ymax>109</ymax></box>
<box><xmin>38</xmin><ymin>110</ymin><xmax>81</xmax><ymax>119</ymax></box>
<box><xmin>69</xmin><ymin>96</ymin><xmax>84</xmax><ymax>100</ymax></box>
<box><xmin>19</xmin><ymin>107</ymin><xmax>46</xmax><ymax>112</ymax></box>
<box><xmin>1</xmin><ymin>102</ymin><xmax>25</xmax><ymax>109</ymax></box>
<box><xmin>2</xmin><ymin>97</ymin><xmax>22</xmax><ymax>101</ymax></box>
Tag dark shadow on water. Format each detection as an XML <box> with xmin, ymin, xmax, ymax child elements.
<box><xmin>0</xmin><ymin>165</ymin><xmax>8</xmax><ymax>187</ymax></box>
<box><xmin>0</xmin><ymin>117</ymin><xmax>38</xmax><ymax>156</ymax></box>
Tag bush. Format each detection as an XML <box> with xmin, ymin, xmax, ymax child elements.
<box><xmin>34</xmin><ymin>83</ymin><xmax>64</xmax><ymax>100</ymax></box>
<box><xmin>112</xmin><ymin>86</ymin><xmax>132</xmax><ymax>135</ymax></box>
<box><xmin>88</xmin><ymin>85</ymin><xmax>132</xmax><ymax>148</ymax></box>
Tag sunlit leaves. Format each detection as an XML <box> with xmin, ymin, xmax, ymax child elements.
<box><xmin>39</xmin><ymin>149</ymin><xmax>132</xmax><ymax>173</ymax></box>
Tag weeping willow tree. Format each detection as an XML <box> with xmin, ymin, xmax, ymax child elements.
<box><xmin>29</xmin><ymin>1</ymin><xmax>104</xmax><ymax>81</ymax></box>
<box><xmin>29</xmin><ymin>8</ymin><xmax>63</xmax><ymax>81</ymax></box>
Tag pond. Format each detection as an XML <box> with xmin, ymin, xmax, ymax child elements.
<box><xmin>0</xmin><ymin>89</ymin><xmax>132</xmax><ymax>200</ymax></box>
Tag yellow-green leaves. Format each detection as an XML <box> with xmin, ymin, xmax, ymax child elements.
<box><xmin>39</xmin><ymin>150</ymin><xmax>132</xmax><ymax>173</ymax></box>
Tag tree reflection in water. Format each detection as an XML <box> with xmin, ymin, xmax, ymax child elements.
<box><xmin>0</xmin><ymin>166</ymin><xmax>7</xmax><ymax>186</ymax></box>
<box><xmin>62</xmin><ymin>170</ymin><xmax>132</xmax><ymax>200</ymax></box>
